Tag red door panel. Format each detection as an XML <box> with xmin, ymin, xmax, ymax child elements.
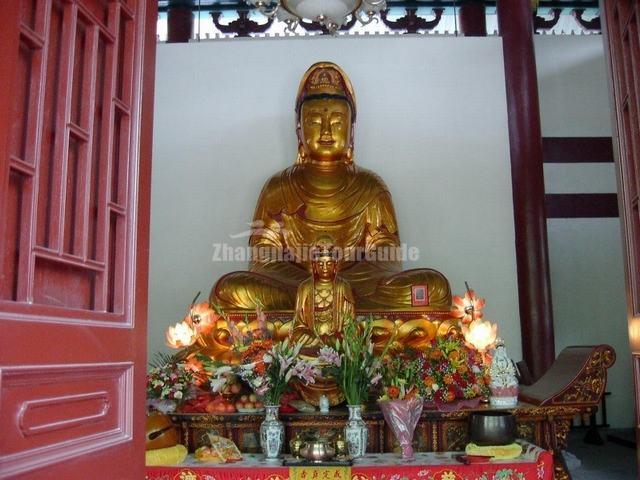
<box><xmin>602</xmin><ymin>0</ymin><xmax>640</xmax><ymax>475</ymax></box>
<box><xmin>0</xmin><ymin>0</ymin><xmax>156</xmax><ymax>478</ymax></box>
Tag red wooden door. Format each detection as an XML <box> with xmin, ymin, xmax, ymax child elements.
<box><xmin>602</xmin><ymin>0</ymin><xmax>640</xmax><ymax>475</ymax></box>
<box><xmin>0</xmin><ymin>0</ymin><xmax>156</xmax><ymax>478</ymax></box>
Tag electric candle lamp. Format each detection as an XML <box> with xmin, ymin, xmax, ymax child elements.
<box><xmin>166</xmin><ymin>320</ymin><xmax>198</xmax><ymax>349</ymax></box>
<box><xmin>462</xmin><ymin>318</ymin><xmax>498</xmax><ymax>362</ymax></box>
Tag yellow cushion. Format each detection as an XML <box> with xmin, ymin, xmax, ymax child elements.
<box><xmin>465</xmin><ymin>442</ymin><xmax>523</xmax><ymax>460</ymax></box>
<box><xmin>145</xmin><ymin>444</ymin><xmax>188</xmax><ymax>466</ymax></box>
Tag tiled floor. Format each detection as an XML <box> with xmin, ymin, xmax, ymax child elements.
<box><xmin>565</xmin><ymin>429</ymin><xmax>636</xmax><ymax>480</ymax></box>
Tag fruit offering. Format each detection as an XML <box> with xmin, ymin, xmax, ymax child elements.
<box><xmin>279</xmin><ymin>390</ymin><xmax>300</xmax><ymax>414</ymax></box>
<box><xmin>235</xmin><ymin>393</ymin><xmax>264</xmax><ymax>411</ymax></box>
<box><xmin>178</xmin><ymin>393</ymin><xmax>236</xmax><ymax>414</ymax></box>
<box><xmin>221</xmin><ymin>379</ymin><xmax>242</xmax><ymax>396</ymax></box>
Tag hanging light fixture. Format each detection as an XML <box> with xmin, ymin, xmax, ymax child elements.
<box><xmin>246</xmin><ymin>0</ymin><xmax>387</xmax><ymax>33</ymax></box>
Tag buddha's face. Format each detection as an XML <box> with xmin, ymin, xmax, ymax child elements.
<box><xmin>300</xmin><ymin>98</ymin><xmax>352</xmax><ymax>164</ymax></box>
<box><xmin>313</xmin><ymin>254</ymin><xmax>337</xmax><ymax>281</ymax></box>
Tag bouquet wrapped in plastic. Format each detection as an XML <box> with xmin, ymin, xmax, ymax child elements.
<box><xmin>378</xmin><ymin>396</ymin><xmax>424</xmax><ymax>460</ymax></box>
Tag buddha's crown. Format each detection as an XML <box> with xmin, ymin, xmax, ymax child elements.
<box><xmin>311</xmin><ymin>237</ymin><xmax>340</xmax><ymax>260</ymax></box>
<box><xmin>296</xmin><ymin>62</ymin><xmax>356</xmax><ymax>120</ymax></box>
<box><xmin>307</xmin><ymin>67</ymin><xmax>343</xmax><ymax>93</ymax></box>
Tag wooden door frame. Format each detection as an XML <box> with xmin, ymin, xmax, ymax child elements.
<box><xmin>601</xmin><ymin>0</ymin><xmax>640</xmax><ymax>475</ymax></box>
<box><xmin>0</xmin><ymin>0</ymin><xmax>157</xmax><ymax>477</ymax></box>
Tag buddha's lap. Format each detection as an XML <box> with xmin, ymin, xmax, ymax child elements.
<box><xmin>212</xmin><ymin>267</ymin><xmax>451</xmax><ymax>310</ymax></box>
<box><xmin>211</xmin><ymin>271</ymin><xmax>297</xmax><ymax>310</ymax></box>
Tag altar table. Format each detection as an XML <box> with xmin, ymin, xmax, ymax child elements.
<box><xmin>169</xmin><ymin>402</ymin><xmax>584</xmax><ymax>479</ymax></box>
<box><xmin>145</xmin><ymin>442</ymin><xmax>554</xmax><ymax>480</ymax></box>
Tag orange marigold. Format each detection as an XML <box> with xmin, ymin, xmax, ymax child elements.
<box><xmin>405</xmin><ymin>387</ymin><xmax>417</xmax><ymax>399</ymax></box>
<box><xmin>387</xmin><ymin>386</ymin><xmax>400</xmax><ymax>399</ymax></box>
<box><xmin>456</xmin><ymin>364</ymin><xmax>469</xmax><ymax>374</ymax></box>
<box><xmin>423</xmin><ymin>375</ymin><xmax>435</xmax><ymax>388</ymax></box>
<box><xmin>241</xmin><ymin>339</ymin><xmax>273</xmax><ymax>362</ymax></box>
<box><xmin>448</xmin><ymin>350</ymin><xmax>460</xmax><ymax>361</ymax></box>
<box><xmin>184</xmin><ymin>357</ymin><xmax>208</xmax><ymax>386</ymax></box>
<box><xmin>445</xmin><ymin>388</ymin><xmax>456</xmax><ymax>402</ymax></box>
<box><xmin>429</xmin><ymin>349</ymin><xmax>443</xmax><ymax>361</ymax></box>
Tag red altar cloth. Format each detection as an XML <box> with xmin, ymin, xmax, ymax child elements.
<box><xmin>145</xmin><ymin>442</ymin><xmax>554</xmax><ymax>480</ymax></box>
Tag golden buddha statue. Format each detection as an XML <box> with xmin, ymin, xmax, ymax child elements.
<box><xmin>290</xmin><ymin>238</ymin><xmax>354</xmax><ymax>405</ymax></box>
<box><xmin>211</xmin><ymin>62</ymin><xmax>451</xmax><ymax>313</ymax></box>
<box><xmin>291</xmin><ymin>237</ymin><xmax>354</xmax><ymax>354</ymax></box>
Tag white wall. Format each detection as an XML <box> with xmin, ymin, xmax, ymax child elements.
<box><xmin>535</xmin><ymin>35</ymin><xmax>633</xmax><ymax>428</ymax></box>
<box><xmin>149</xmin><ymin>36</ymin><xmax>520</xmax><ymax>365</ymax></box>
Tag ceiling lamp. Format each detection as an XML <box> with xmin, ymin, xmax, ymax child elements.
<box><xmin>246</xmin><ymin>0</ymin><xmax>387</xmax><ymax>33</ymax></box>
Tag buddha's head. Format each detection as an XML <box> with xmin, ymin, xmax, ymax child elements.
<box><xmin>311</xmin><ymin>237</ymin><xmax>340</xmax><ymax>281</ymax></box>
<box><xmin>295</xmin><ymin>62</ymin><xmax>356</xmax><ymax>166</ymax></box>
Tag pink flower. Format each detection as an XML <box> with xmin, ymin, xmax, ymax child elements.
<box><xmin>318</xmin><ymin>346</ymin><xmax>341</xmax><ymax>367</ymax></box>
<box><xmin>227</xmin><ymin>319</ymin><xmax>245</xmax><ymax>344</ymax></box>
<box><xmin>255</xmin><ymin>304</ymin><xmax>267</xmax><ymax>332</ymax></box>
<box><xmin>451</xmin><ymin>289</ymin><xmax>486</xmax><ymax>324</ymax></box>
<box><xmin>189</xmin><ymin>301</ymin><xmax>218</xmax><ymax>335</ymax></box>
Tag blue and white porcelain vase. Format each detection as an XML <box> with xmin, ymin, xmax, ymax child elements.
<box><xmin>344</xmin><ymin>404</ymin><xmax>368</xmax><ymax>458</ymax></box>
<box><xmin>260</xmin><ymin>405</ymin><xmax>284</xmax><ymax>460</ymax></box>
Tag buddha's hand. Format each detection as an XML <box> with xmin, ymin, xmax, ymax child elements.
<box><xmin>291</xmin><ymin>328</ymin><xmax>319</xmax><ymax>348</ymax></box>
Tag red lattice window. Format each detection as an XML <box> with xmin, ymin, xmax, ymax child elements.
<box><xmin>1</xmin><ymin>0</ymin><xmax>137</xmax><ymax>322</ymax></box>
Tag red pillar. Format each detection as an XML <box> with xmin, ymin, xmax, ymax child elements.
<box><xmin>167</xmin><ymin>6</ymin><xmax>193</xmax><ymax>43</ymax></box>
<box><xmin>497</xmin><ymin>0</ymin><xmax>555</xmax><ymax>380</ymax></box>
<box><xmin>459</xmin><ymin>0</ymin><xmax>486</xmax><ymax>36</ymax></box>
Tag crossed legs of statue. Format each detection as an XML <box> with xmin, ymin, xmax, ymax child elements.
<box><xmin>211</xmin><ymin>268</ymin><xmax>451</xmax><ymax>312</ymax></box>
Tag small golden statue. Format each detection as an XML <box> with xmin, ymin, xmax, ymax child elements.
<box><xmin>290</xmin><ymin>238</ymin><xmax>354</xmax><ymax>405</ymax></box>
<box><xmin>291</xmin><ymin>237</ymin><xmax>354</xmax><ymax>353</ymax></box>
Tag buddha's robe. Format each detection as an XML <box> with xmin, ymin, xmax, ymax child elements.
<box><xmin>290</xmin><ymin>276</ymin><xmax>355</xmax><ymax>355</ymax></box>
<box><xmin>212</xmin><ymin>163</ymin><xmax>450</xmax><ymax>311</ymax></box>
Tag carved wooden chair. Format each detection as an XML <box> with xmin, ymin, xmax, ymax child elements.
<box><xmin>519</xmin><ymin>344</ymin><xmax>616</xmax><ymax>408</ymax></box>
<box><xmin>517</xmin><ymin>346</ymin><xmax>616</xmax><ymax>480</ymax></box>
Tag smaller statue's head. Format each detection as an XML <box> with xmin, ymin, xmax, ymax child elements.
<box><xmin>311</xmin><ymin>237</ymin><xmax>340</xmax><ymax>282</ymax></box>
<box><xmin>295</xmin><ymin>62</ymin><xmax>356</xmax><ymax>165</ymax></box>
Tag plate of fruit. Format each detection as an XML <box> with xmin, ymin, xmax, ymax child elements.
<box><xmin>178</xmin><ymin>393</ymin><xmax>237</xmax><ymax>414</ymax></box>
<box><xmin>235</xmin><ymin>394</ymin><xmax>265</xmax><ymax>413</ymax></box>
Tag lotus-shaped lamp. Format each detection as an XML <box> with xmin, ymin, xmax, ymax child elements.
<box><xmin>462</xmin><ymin>318</ymin><xmax>498</xmax><ymax>353</ymax></box>
<box><xmin>166</xmin><ymin>320</ymin><xmax>197</xmax><ymax>349</ymax></box>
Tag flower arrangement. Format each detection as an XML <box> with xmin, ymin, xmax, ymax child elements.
<box><xmin>421</xmin><ymin>332</ymin><xmax>490</xmax><ymax>406</ymax></box>
<box><xmin>159</xmin><ymin>292</ymin><xmax>321</xmax><ymax>409</ymax></box>
<box><xmin>146</xmin><ymin>355</ymin><xmax>199</xmax><ymax>413</ymax></box>
<box><xmin>378</xmin><ymin>350</ymin><xmax>425</xmax><ymax>401</ymax></box>
<box><xmin>318</xmin><ymin>316</ymin><xmax>387</xmax><ymax>406</ymax></box>
<box><xmin>237</xmin><ymin>337</ymin><xmax>320</xmax><ymax>405</ymax></box>
<box><xmin>377</xmin><ymin>350</ymin><xmax>426</xmax><ymax>460</ymax></box>
<box><xmin>224</xmin><ymin>303</ymin><xmax>272</xmax><ymax>353</ymax></box>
